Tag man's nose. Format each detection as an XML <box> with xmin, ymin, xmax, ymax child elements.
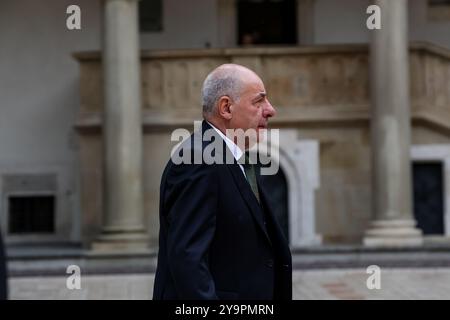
<box><xmin>264</xmin><ymin>100</ymin><xmax>276</xmax><ymax>118</ymax></box>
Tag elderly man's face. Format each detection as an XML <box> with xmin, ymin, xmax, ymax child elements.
<box><xmin>229</xmin><ymin>72</ymin><xmax>276</xmax><ymax>147</ymax></box>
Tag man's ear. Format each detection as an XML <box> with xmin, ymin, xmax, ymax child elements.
<box><xmin>217</xmin><ymin>96</ymin><xmax>233</xmax><ymax>120</ymax></box>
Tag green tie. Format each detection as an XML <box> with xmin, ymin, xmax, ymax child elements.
<box><xmin>242</xmin><ymin>152</ymin><xmax>260</xmax><ymax>203</ymax></box>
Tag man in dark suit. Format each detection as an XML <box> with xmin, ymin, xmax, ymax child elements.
<box><xmin>0</xmin><ymin>229</ymin><xmax>7</xmax><ymax>299</ymax></box>
<box><xmin>153</xmin><ymin>64</ymin><xmax>292</xmax><ymax>300</ymax></box>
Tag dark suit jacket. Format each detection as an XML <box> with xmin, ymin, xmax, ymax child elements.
<box><xmin>0</xmin><ymin>229</ymin><xmax>7</xmax><ymax>300</ymax></box>
<box><xmin>153</xmin><ymin>121</ymin><xmax>292</xmax><ymax>300</ymax></box>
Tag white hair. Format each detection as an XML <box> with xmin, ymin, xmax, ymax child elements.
<box><xmin>201</xmin><ymin>64</ymin><xmax>244</xmax><ymax>115</ymax></box>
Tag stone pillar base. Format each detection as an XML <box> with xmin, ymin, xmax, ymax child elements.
<box><xmin>363</xmin><ymin>219</ymin><xmax>423</xmax><ymax>247</ymax></box>
<box><xmin>91</xmin><ymin>231</ymin><xmax>149</xmax><ymax>252</ymax></box>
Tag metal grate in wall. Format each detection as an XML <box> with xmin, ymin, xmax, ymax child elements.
<box><xmin>8</xmin><ymin>195</ymin><xmax>55</xmax><ymax>234</ymax></box>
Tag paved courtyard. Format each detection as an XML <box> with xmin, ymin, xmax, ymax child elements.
<box><xmin>8</xmin><ymin>268</ymin><xmax>450</xmax><ymax>299</ymax></box>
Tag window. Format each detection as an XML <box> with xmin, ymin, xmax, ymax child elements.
<box><xmin>237</xmin><ymin>0</ymin><xmax>297</xmax><ymax>45</ymax></box>
<box><xmin>139</xmin><ymin>0</ymin><xmax>163</xmax><ymax>32</ymax></box>
<box><xmin>428</xmin><ymin>0</ymin><xmax>450</xmax><ymax>20</ymax></box>
<box><xmin>1</xmin><ymin>173</ymin><xmax>58</xmax><ymax>238</ymax></box>
<box><xmin>429</xmin><ymin>0</ymin><xmax>450</xmax><ymax>5</ymax></box>
<box><xmin>8</xmin><ymin>195</ymin><xmax>55</xmax><ymax>234</ymax></box>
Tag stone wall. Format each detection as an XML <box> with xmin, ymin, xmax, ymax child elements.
<box><xmin>74</xmin><ymin>43</ymin><xmax>450</xmax><ymax>246</ymax></box>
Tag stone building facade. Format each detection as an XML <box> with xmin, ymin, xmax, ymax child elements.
<box><xmin>1</xmin><ymin>0</ymin><xmax>450</xmax><ymax>263</ymax></box>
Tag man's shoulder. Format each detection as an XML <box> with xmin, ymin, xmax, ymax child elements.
<box><xmin>167</xmin><ymin>130</ymin><xmax>230</xmax><ymax>167</ymax></box>
<box><xmin>163</xmin><ymin>137</ymin><xmax>220</xmax><ymax>180</ymax></box>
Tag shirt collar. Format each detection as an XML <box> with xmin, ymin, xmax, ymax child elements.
<box><xmin>206</xmin><ymin>121</ymin><xmax>244</xmax><ymax>162</ymax></box>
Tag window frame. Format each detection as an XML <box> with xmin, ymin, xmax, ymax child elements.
<box><xmin>428</xmin><ymin>0</ymin><xmax>450</xmax><ymax>21</ymax></box>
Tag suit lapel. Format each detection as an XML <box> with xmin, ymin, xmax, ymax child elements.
<box><xmin>201</xmin><ymin>120</ymin><xmax>272</xmax><ymax>247</ymax></box>
<box><xmin>227</xmin><ymin>163</ymin><xmax>272</xmax><ymax>247</ymax></box>
<box><xmin>256</xmin><ymin>170</ymin><xmax>291</xmax><ymax>249</ymax></box>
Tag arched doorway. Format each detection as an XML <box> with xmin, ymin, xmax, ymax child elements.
<box><xmin>253</xmin><ymin>130</ymin><xmax>321</xmax><ymax>247</ymax></box>
<box><xmin>259</xmin><ymin>167</ymin><xmax>289</xmax><ymax>241</ymax></box>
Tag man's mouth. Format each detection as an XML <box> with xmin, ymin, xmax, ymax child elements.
<box><xmin>258</xmin><ymin>124</ymin><xmax>267</xmax><ymax>129</ymax></box>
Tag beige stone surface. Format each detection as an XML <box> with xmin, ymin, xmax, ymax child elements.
<box><xmin>73</xmin><ymin>43</ymin><xmax>450</xmax><ymax>246</ymax></box>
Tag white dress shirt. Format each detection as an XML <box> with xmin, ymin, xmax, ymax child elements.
<box><xmin>206</xmin><ymin>121</ymin><xmax>246</xmax><ymax>177</ymax></box>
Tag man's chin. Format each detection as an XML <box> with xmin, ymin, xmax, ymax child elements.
<box><xmin>257</xmin><ymin>128</ymin><xmax>268</xmax><ymax>143</ymax></box>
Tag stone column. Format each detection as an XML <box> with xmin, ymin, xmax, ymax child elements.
<box><xmin>363</xmin><ymin>0</ymin><xmax>423</xmax><ymax>246</ymax></box>
<box><xmin>93</xmin><ymin>0</ymin><xmax>148</xmax><ymax>250</ymax></box>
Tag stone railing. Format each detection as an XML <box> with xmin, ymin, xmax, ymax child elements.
<box><xmin>73</xmin><ymin>42</ymin><xmax>450</xmax><ymax>132</ymax></box>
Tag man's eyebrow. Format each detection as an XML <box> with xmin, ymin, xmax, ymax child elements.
<box><xmin>252</xmin><ymin>92</ymin><xmax>267</xmax><ymax>102</ymax></box>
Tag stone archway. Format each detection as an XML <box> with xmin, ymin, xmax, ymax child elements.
<box><xmin>259</xmin><ymin>165</ymin><xmax>289</xmax><ymax>240</ymax></box>
<box><xmin>255</xmin><ymin>129</ymin><xmax>322</xmax><ymax>248</ymax></box>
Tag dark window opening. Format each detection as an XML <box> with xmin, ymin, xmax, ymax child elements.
<box><xmin>429</xmin><ymin>0</ymin><xmax>450</xmax><ymax>6</ymax></box>
<box><xmin>413</xmin><ymin>162</ymin><xmax>444</xmax><ymax>235</ymax></box>
<box><xmin>8</xmin><ymin>195</ymin><xmax>55</xmax><ymax>234</ymax></box>
<box><xmin>139</xmin><ymin>0</ymin><xmax>163</xmax><ymax>32</ymax></box>
<box><xmin>237</xmin><ymin>0</ymin><xmax>297</xmax><ymax>45</ymax></box>
<box><xmin>259</xmin><ymin>166</ymin><xmax>289</xmax><ymax>241</ymax></box>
